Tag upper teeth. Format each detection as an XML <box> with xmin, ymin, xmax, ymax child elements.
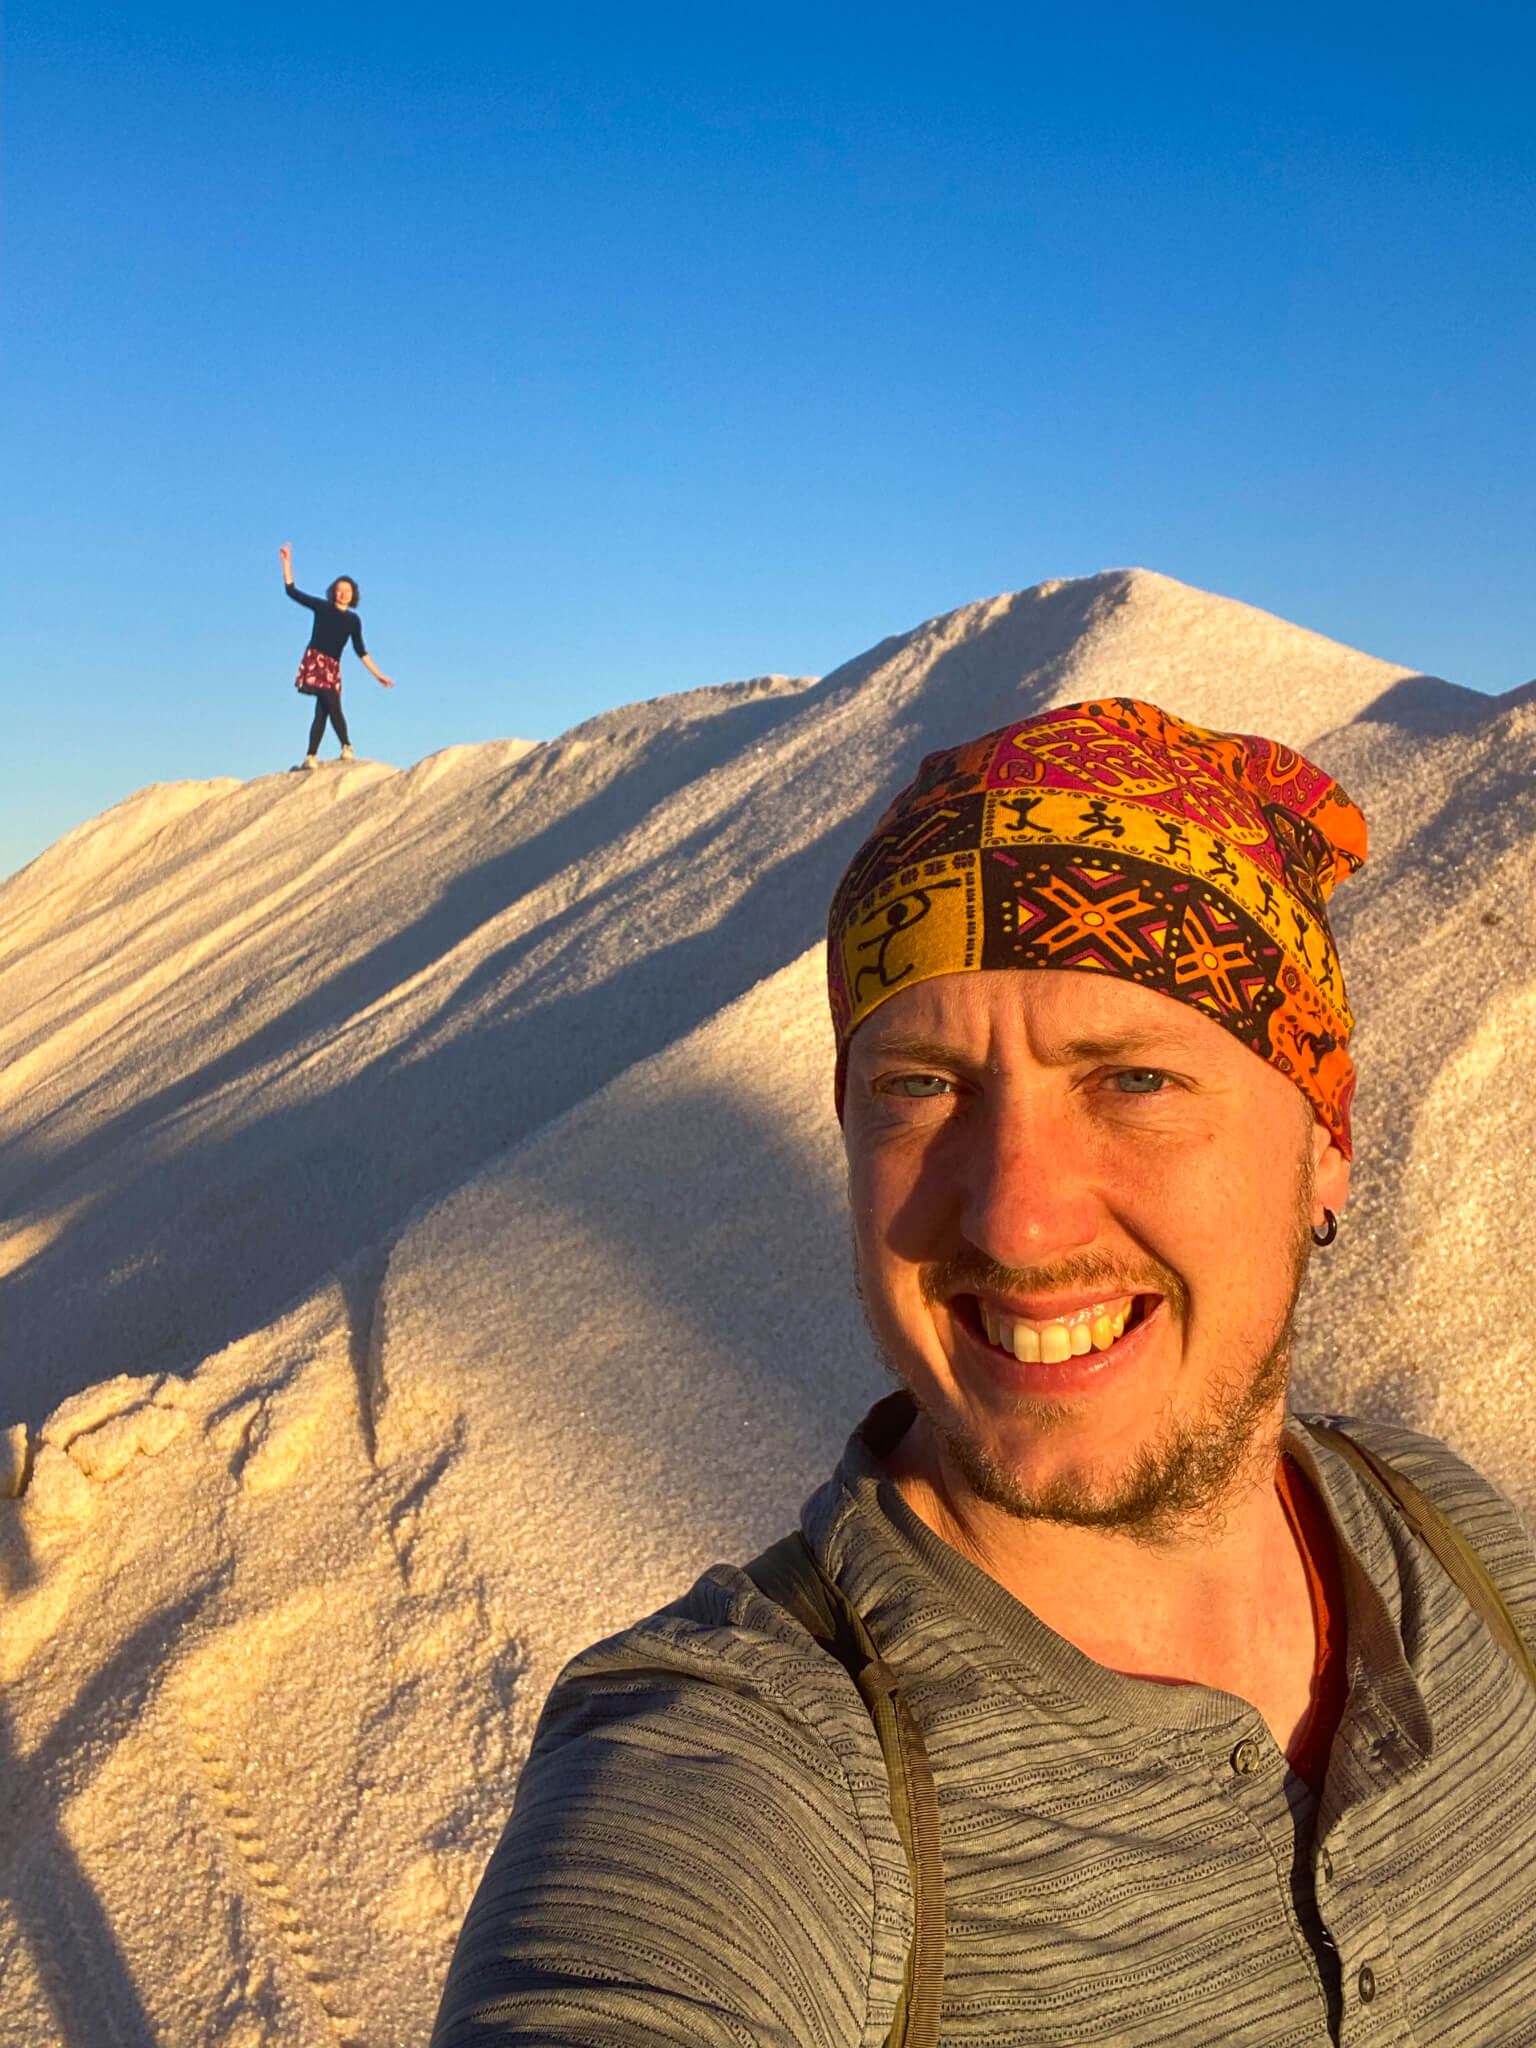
<box><xmin>979</xmin><ymin>1297</ymin><xmax>1134</xmax><ymax>1363</ymax></box>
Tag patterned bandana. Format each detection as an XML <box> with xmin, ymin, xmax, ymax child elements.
<box><xmin>827</xmin><ymin>698</ymin><xmax>1368</xmax><ymax>1153</ymax></box>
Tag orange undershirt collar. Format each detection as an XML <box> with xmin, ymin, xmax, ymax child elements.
<box><xmin>1275</xmin><ymin>1453</ymin><xmax>1350</xmax><ymax>1791</ymax></box>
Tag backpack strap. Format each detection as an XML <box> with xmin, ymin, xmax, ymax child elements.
<box><xmin>745</xmin><ymin>1532</ymin><xmax>945</xmax><ymax>2048</ymax></box>
<box><xmin>1305</xmin><ymin>1420</ymin><xmax>1536</xmax><ymax>1690</ymax></box>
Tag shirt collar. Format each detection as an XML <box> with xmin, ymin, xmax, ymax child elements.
<box><xmin>802</xmin><ymin>1392</ymin><xmax>1433</xmax><ymax>1764</ymax></box>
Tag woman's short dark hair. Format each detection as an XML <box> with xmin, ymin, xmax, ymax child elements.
<box><xmin>327</xmin><ymin>574</ymin><xmax>361</xmax><ymax>606</ymax></box>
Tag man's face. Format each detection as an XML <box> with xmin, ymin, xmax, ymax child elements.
<box><xmin>843</xmin><ymin>968</ymin><xmax>1350</xmax><ymax>1533</ymax></box>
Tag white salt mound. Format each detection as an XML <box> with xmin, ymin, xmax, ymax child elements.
<box><xmin>1</xmin><ymin>568</ymin><xmax>1531</xmax><ymax>2046</ymax></box>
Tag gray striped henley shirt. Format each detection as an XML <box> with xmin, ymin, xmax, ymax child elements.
<box><xmin>434</xmin><ymin>1397</ymin><xmax>1536</xmax><ymax>2046</ymax></box>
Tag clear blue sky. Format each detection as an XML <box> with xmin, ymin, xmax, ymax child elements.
<box><xmin>5</xmin><ymin>1</ymin><xmax>1534</xmax><ymax>879</ymax></box>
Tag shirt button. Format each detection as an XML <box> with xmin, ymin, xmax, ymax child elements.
<box><xmin>1231</xmin><ymin>1738</ymin><xmax>1262</xmax><ymax>1775</ymax></box>
<box><xmin>1319</xmin><ymin>1847</ymin><xmax>1334</xmax><ymax>1882</ymax></box>
<box><xmin>1358</xmin><ymin>1964</ymin><xmax>1376</xmax><ymax>2005</ymax></box>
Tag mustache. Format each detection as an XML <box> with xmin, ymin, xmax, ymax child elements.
<box><xmin>920</xmin><ymin>1246</ymin><xmax>1190</xmax><ymax>1321</ymax></box>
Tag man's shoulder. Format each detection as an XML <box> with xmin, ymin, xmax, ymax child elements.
<box><xmin>515</xmin><ymin>1558</ymin><xmax>914</xmax><ymax>1939</ymax></box>
<box><xmin>1297</xmin><ymin>1409</ymin><xmax>1536</xmax><ymax>1623</ymax></box>
<box><xmin>1298</xmin><ymin>1408</ymin><xmax>1527</xmax><ymax>1515</ymax></box>
<box><xmin>548</xmin><ymin>1558</ymin><xmax>871</xmax><ymax>1737</ymax></box>
<box><xmin>435</xmin><ymin>1560</ymin><xmax>915</xmax><ymax>2048</ymax></box>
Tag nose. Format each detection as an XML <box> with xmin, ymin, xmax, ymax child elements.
<box><xmin>960</xmin><ymin>1083</ymin><xmax>1101</xmax><ymax>1272</ymax></box>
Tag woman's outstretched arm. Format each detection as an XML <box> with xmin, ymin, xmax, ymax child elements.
<box><xmin>361</xmin><ymin>654</ymin><xmax>395</xmax><ymax>689</ymax></box>
<box><xmin>280</xmin><ymin>546</ymin><xmax>321</xmax><ymax>611</ymax></box>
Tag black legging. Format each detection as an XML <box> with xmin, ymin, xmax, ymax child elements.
<box><xmin>307</xmin><ymin>688</ymin><xmax>350</xmax><ymax>753</ymax></box>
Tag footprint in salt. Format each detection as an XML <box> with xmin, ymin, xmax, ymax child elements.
<box><xmin>14</xmin><ymin>1375</ymin><xmax>192</xmax><ymax>1526</ymax></box>
<box><xmin>204</xmin><ymin>1342</ymin><xmax>361</xmax><ymax>1497</ymax></box>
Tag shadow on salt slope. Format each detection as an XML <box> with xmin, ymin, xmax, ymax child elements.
<box><xmin>0</xmin><ymin>1706</ymin><xmax>160</xmax><ymax>2047</ymax></box>
<box><xmin>0</xmin><ymin>812</ymin><xmax>862</xmax><ymax>1424</ymax></box>
<box><xmin>1</xmin><ymin>718</ymin><xmax>851</xmax><ymax>1420</ymax></box>
<box><xmin>1346</xmin><ymin>674</ymin><xmax>1511</xmax><ymax>740</ymax></box>
<box><xmin>1359</xmin><ymin>671</ymin><xmax>1536</xmax><ymax>745</ymax></box>
<box><xmin>0</xmin><ymin>684</ymin><xmax>826</xmax><ymax>1220</ymax></box>
<box><xmin>0</xmin><ymin>1524</ymin><xmax>223</xmax><ymax>2047</ymax></box>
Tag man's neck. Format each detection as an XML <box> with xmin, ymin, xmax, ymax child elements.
<box><xmin>885</xmin><ymin>1412</ymin><xmax>1324</xmax><ymax>1751</ymax></box>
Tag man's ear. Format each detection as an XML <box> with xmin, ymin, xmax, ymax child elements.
<box><xmin>1311</xmin><ymin>1115</ymin><xmax>1351</xmax><ymax>1229</ymax></box>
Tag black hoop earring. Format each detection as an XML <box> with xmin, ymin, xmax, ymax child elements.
<box><xmin>1311</xmin><ymin>1209</ymin><xmax>1338</xmax><ymax>1248</ymax></box>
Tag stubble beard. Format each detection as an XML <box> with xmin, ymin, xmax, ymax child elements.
<box><xmin>861</xmin><ymin>1205</ymin><xmax>1314</xmax><ymax>1544</ymax></box>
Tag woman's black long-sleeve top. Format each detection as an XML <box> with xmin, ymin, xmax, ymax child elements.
<box><xmin>286</xmin><ymin>584</ymin><xmax>367</xmax><ymax>660</ymax></box>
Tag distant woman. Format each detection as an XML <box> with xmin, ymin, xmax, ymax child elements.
<box><xmin>279</xmin><ymin>544</ymin><xmax>395</xmax><ymax>768</ymax></box>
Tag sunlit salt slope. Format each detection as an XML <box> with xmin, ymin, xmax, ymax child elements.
<box><xmin>4</xmin><ymin>567</ymin><xmax>1535</xmax><ymax>2048</ymax></box>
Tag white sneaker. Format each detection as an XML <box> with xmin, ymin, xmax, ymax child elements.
<box><xmin>340</xmin><ymin>744</ymin><xmax>354</xmax><ymax>761</ymax></box>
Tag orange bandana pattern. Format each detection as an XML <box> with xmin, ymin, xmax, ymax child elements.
<box><xmin>828</xmin><ymin>698</ymin><xmax>1368</xmax><ymax>1153</ymax></box>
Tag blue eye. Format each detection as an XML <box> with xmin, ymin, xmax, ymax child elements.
<box><xmin>1111</xmin><ymin>1069</ymin><xmax>1166</xmax><ymax>1095</ymax></box>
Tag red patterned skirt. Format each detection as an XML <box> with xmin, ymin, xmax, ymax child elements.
<box><xmin>295</xmin><ymin>648</ymin><xmax>342</xmax><ymax>696</ymax></box>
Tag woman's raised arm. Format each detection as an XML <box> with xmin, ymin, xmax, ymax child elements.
<box><xmin>281</xmin><ymin>547</ymin><xmax>321</xmax><ymax>610</ymax></box>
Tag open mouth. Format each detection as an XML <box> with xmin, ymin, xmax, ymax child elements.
<box><xmin>958</xmin><ymin>1291</ymin><xmax>1155</xmax><ymax>1364</ymax></box>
